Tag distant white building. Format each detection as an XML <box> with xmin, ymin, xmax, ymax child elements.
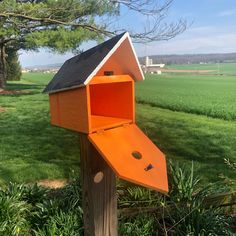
<box><xmin>145</xmin><ymin>56</ymin><xmax>153</xmax><ymax>66</ymax></box>
<box><xmin>142</xmin><ymin>56</ymin><xmax>165</xmax><ymax>74</ymax></box>
<box><xmin>22</xmin><ymin>69</ymin><xmax>30</xmax><ymax>73</ymax></box>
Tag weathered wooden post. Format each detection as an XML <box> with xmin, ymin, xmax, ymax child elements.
<box><xmin>80</xmin><ymin>134</ymin><xmax>117</xmax><ymax>235</ymax></box>
<box><xmin>44</xmin><ymin>32</ymin><xmax>168</xmax><ymax>236</ymax></box>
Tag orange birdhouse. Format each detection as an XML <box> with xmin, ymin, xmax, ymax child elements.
<box><xmin>44</xmin><ymin>32</ymin><xmax>168</xmax><ymax>193</ymax></box>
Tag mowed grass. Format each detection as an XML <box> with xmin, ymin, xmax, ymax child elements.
<box><xmin>0</xmin><ymin>73</ymin><xmax>80</xmax><ymax>185</ymax></box>
<box><xmin>137</xmin><ymin>104</ymin><xmax>236</xmax><ymax>185</ymax></box>
<box><xmin>0</xmin><ymin>72</ymin><xmax>236</xmax><ymax>186</ymax></box>
<box><xmin>136</xmin><ymin>74</ymin><xmax>236</xmax><ymax>121</ymax></box>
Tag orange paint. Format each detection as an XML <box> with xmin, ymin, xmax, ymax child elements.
<box><xmin>90</xmin><ymin>116</ymin><xmax>132</xmax><ymax>132</ymax></box>
<box><xmin>49</xmin><ymin>75</ymin><xmax>135</xmax><ymax>133</ymax></box>
<box><xmin>89</xmin><ymin>124</ymin><xmax>168</xmax><ymax>193</ymax></box>
<box><xmin>49</xmin><ymin>86</ymin><xmax>90</xmax><ymax>133</ymax></box>
<box><xmin>95</xmin><ymin>37</ymin><xmax>144</xmax><ymax>81</ymax></box>
<box><xmin>90</xmin><ymin>82</ymin><xmax>133</xmax><ymax>120</ymax></box>
<box><xmin>47</xmin><ymin>32</ymin><xmax>168</xmax><ymax>193</ymax></box>
<box><xmin>48</xmin><ymin>74</ymin><xmax>168</xmax><ymax>193</ymax></box>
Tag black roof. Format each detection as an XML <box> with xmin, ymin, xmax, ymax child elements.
<box><xmin>44</xmin><ymin>32</ymin><xmax>127</xmax><ymax>93</ymax></box>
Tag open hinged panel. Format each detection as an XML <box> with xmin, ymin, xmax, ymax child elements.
<box><xmin>88</xmin><ymin>75</ymin><xmax>135</xmax><ymax>133</ymax></box>
<box><xmin>88</xmin><ymin>123</ymin><xmax>168</xmax><ymax>193</ymax></box>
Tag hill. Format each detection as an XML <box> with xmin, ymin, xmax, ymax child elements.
<box><xmin>139</xmin><ymin>52</ymin><xmax>236</xmax><ymax>65</ymax></box>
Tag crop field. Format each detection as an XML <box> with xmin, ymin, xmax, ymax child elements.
<box><xmin>0</xmin><ymin>68</ymin><xmax>236</xmax><ymax>187</ymax></box>
<box><xmin>136</xmin><ymin>74</ymin><xmax>236</xmax><ymax>121</ymax></box>
<box><xmin>135</xmin><ymin>71</ymin><xmax>236</xmax><ymax>185</ymax></box>
<box><xmin>167</xmin><ymin>62</ymin><xmax>236</xmax><ymax>75</ymax></box>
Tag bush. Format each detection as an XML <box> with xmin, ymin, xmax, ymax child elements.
<box><xmin>34</xmin><ymin>211</ymin><xmax>83</xmax><ymax>236</ymax></box>
<box><xmin>0</xmin><ymin>180</ymin><xmax>83</xmax><ymax>235</ymax></box>
<box><xmin>0</xmin><ymin>185</ymin><xmax>31</xmax><ymax>236</ymax></box>
<box><xmin>0</xmin><ymin>164</ymin><xmax>234</xmax><ymax>235</ymax></box>
<box><xmin>117</xmin><ymin>161</ymin><xmax>233</xmax><ymax>235</ymax></box>
<box><xmin>119</xmin><ymin>214</ymin><xmax>155</xmax><ymax>236</ymax></box>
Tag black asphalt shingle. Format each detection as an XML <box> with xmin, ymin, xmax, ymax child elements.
<box><xmin>44</xmin><ymin>32</ymin><xmax>126</xmax><ymax>93</ymax></box>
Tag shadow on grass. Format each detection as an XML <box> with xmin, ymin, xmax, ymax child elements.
<box><xmin>0</xmin><ymin>83</ymin><xmax>45</xmax><ymax>97</ymax></box>
<box><xmin>6</xmin><ymin>83</ymin><xmax>43</xmax><ymax>90</ymax></box>
<box><xmin>0</xmin><ymin>106</ymin><xmax>80</xmax><ymax>184</ymax></box>
<box><xmin>136</xmin><ymin>105</ymin><xmax>236</xmax><ymax>184</ymax></box>
<box><xmin>139</xmin><ymin>117</ymin><xmax>225</xmax><ymax>162</ymax></box>
<box><xmin>1</xmin><ymin>92</ymin><xmax>40</xmax><ymax>97</ymax></box>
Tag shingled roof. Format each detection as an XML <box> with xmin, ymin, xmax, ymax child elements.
<box><xmin>44</xmin><ymin>32</ymin><xmax>144</xmax><ymax>94</ymax></box>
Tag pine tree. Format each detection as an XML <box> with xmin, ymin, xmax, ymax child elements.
<box><xmin>6</xmin><ymin>48</ymin><xmax>21</xmax><ymax>81</ymax></box>
<box><xmin>0</xmin><ymin>0</ymin><xmax>186</xmax><ymax>89</ymax></box>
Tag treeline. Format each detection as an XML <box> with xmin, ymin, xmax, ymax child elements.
<box><xmin>139</xmin><ymin>52</ymin><xmax>236</xmax><ymax>65</ymax></box>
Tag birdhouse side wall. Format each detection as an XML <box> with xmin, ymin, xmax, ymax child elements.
<box><xmin>49</xmin><ymin>87</ymin><xmax>90</xmax><ymax>133</ymax></box>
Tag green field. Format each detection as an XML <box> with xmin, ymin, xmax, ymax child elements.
<box><xmin>167</xmin><ymin>62</ymin><xmax>236</xmax><ymax>75</ymax></box>
<box><xmin>136</xmin><ymin>74</ymin><xmax>236</xmax><ymax>120</ymax></box>
<box><xmin>0</xmin><ymin>70</ymin><xmax>236</xmax><ymax>187</ymax></box>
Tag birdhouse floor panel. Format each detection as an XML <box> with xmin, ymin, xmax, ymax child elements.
<box><xmin>90</xmin><ymin>115</ymin><xmax>132</xmax><ymax>132</ymax></box>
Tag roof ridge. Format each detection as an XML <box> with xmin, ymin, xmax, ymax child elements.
<box><xmin>44</xmin><ymin>31</ymin><xmax>143</xmax><ymax>94</ymax></box>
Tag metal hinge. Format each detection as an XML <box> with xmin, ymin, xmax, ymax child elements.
<box><xmin>96</xmin><ymin>129</ymin><xmax>105</xmax><ymax>134</ymax></box>
<box><xmin>122</xmin><ymin>123</ymin><xmax>130</xmax><ymax>128</ymax></box>
<box><xmin>95</xmin><ymin>122</ymin><xmax>131</xmax><ymax>134</ymax></box>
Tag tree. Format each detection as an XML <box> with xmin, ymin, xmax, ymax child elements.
<box><xmin>0</xmin><ymin>0</ymin><xmax>187</xmax><ymax>89</ymax></box>
<box><xmin>6</xmin><ymin>48</ymin><xmax>21</xmax><ymax>81</ymax></box>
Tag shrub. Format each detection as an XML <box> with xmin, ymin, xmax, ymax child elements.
<box><xmin>34</xmin><ymin>211</ymin><xmax>83</xmax><ymax>236</ymax></box>
<box><xmin>0</xmin><ymin>164</ymin><xmax>233</xmax><ymax>235</ymax></box>
<box><xmin>119</xmin><ymin>214</ymin><xmax>155</xmax><ymax>236</ymax></box>
<box><xmin>117</xmin><ymin>161</ymin><xmax>233</xmax><ymax>235</ymax></box>
<box><xmin>0</xmin><ymin>194</ymin><xmax>31</xmax><ymax>235</ymax></box>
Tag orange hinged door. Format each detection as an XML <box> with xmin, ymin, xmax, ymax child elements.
<box><xmin>88</xmin><ymin>124</ymin><xmax>168</xmax><ymax>193</ymax></box>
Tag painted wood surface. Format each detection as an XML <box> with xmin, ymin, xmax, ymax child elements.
<box><xmin>88</xmin><ymin>124</ymin><xmax>168</xmax><ymax>193</ymax></box>
<box><xmin>49</xmin><ymin>75</ymin><xmax>135</xmax><ymax>134</ymax></box>
<box><xmin>44</xmin><ymin>32</ymin><xmax>144</xmax><ymax>94</ymax></box>
<box><xmin>49</xmin><ymin>86</ymin><xmax>90</xmax><ymax>133</ymax></box>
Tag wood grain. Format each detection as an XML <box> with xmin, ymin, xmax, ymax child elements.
<box><xmin>80</xmin><ymin>134</ymin><xmax>117</xmax><ymax>236</ymax></box>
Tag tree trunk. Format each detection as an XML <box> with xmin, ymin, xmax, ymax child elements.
<box><xmin>0</xmin><ymin>44</ymin><xmax>7</xmax><ymax>90</ymax></box>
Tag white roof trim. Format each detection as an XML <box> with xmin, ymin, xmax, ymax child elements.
<box><xmin>47</xmin><ymin>32</ymin><xmax>144</xmax><ymax>94</ymax></box>
<box><xmin>127</xmin><ymin>34</ymin><xmax>145</xmax><ymax>80</ymax></box>
<box><xmin>83</xmin><ymin>32</ymin><xmax>144</xmax><ymax>85</ymax></box>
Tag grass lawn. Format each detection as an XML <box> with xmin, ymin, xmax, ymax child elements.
<box><xmin>0</xmin><ymin>73</ymin><xmax>80</xmax><ymax>185</ymax></box>
<box><xmin>137</xmin><ymin>104</ymin><xmax>236</xmax><ymax>185</ymax></box>
<box><xmin>0</xmin><ymin>72</ymin><xmax>235</xmax><ymax>187</ymax></box>
<box><xmin>136</xmin><ymin>74</ymin><xmax>236</xmax><ymax>121</ymax></box>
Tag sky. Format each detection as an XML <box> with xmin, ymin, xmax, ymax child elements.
<box><xmin>19</xmin><ymin>0</ymin><xmax>236</xmax><ymax>67</ymax></box>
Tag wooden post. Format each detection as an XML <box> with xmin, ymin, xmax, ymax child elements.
<box><xmin>80</xmin><ymin>134</ymin><xmax>117</xmax><ymax>236</ymax></box>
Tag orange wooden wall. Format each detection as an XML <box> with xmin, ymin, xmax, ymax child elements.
<box><xmin>49</xmin><ymin>87</ymin><xmax>90</xmax><ymax>133</ymax></box>
<box><xmin>49</xmin><ymin>75</ymin><xmax>135</xmax><ymax>134</ymax></box>
<box><xmin>89</xmin><ymin>81</ymin><xmax>134</xmax><ymax>120</ymax></box>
